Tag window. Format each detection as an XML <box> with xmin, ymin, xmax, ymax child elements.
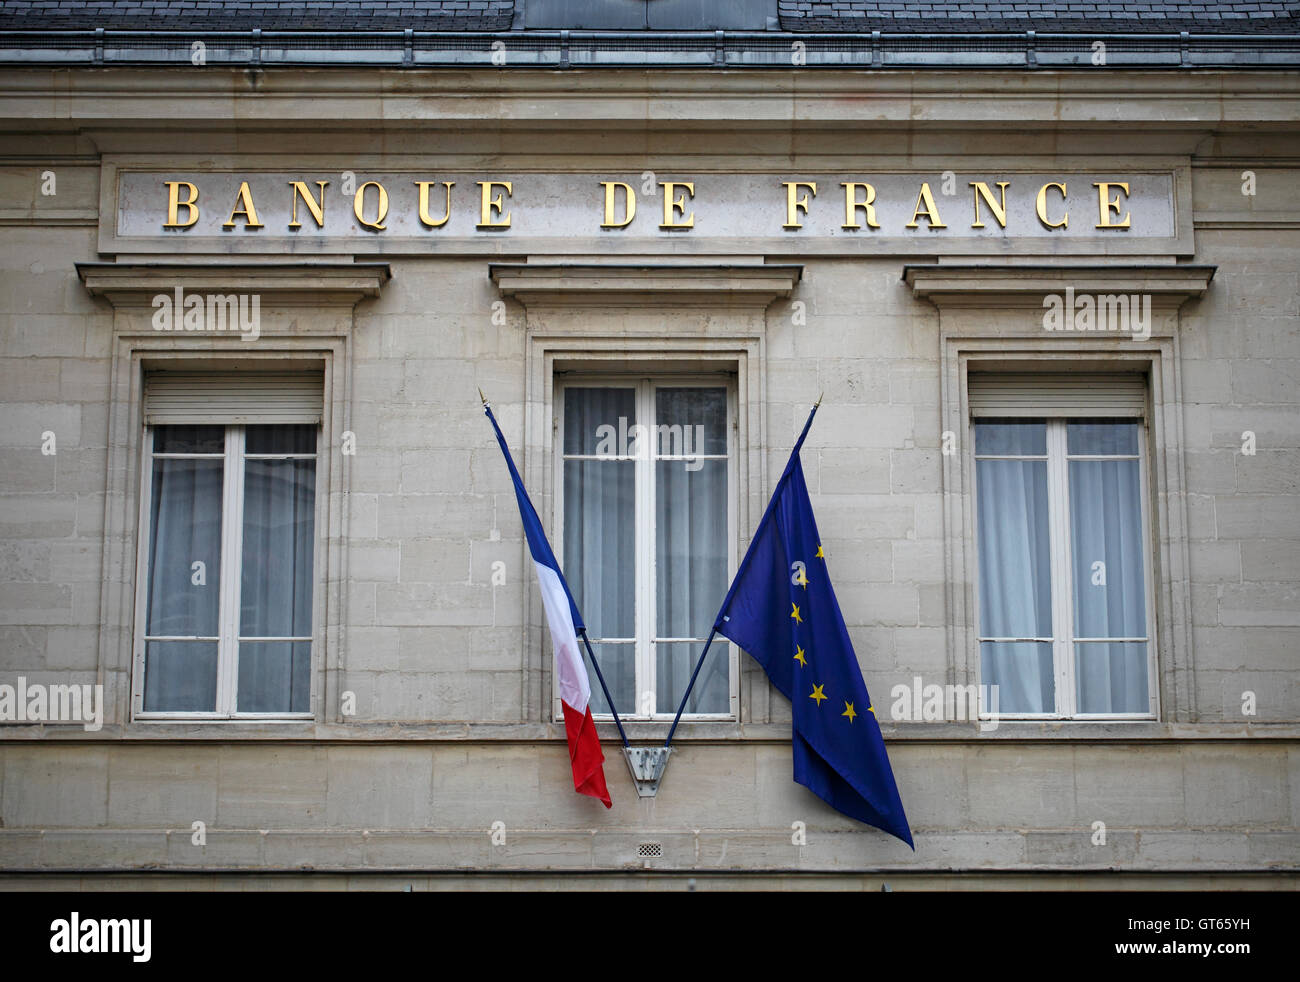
<box><xmin>558</xmin><ymin>377</ymin><xmax>736</xmax><ymax>720</ymax></box>
<box><xmin>973</xmin><ymin>415</ymin><xmax>1156</xmax><ymax>718</ymax></box>
<box><xmin>134</xmin><ymin>371</ymin><xmax>323</xmax><ymax>719</ymax></box>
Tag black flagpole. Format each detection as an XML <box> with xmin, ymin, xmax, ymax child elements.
<box><xmin>663</xmin><ymin>627</ymin><xmax>719</xmax><ymax>749</ymax></box>
<box><xmin>578</xmin><ymin>630</ymin><xmax>630</xmax><ymax>750</ymax></box>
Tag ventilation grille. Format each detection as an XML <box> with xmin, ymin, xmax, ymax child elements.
<box><xmin>637</xmin><ymin>842</ymin><xmax>663</xmax><ymax>859</ymax></box>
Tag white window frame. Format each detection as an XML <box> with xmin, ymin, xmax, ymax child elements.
<box><xmin>971</xmin><ymin>416</ymin><xmax>1160</xmax><ymax>720</ymax></box>
<box><xmin>554</xmin><ymin>373</ymin><xmax>740</xmax><ymax>722</ymax></box>
<box><xmin>132</xmin><ymin>422</ymin><xmax>319</xmax><ymax>721</ymax></box>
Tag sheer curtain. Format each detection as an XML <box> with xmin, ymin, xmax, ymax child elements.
<box><xmin>655</xmin><ymin>387</ymin><xmax>728</xmax><ymax>714</ymax></box>
<box><xmin>143</xmin><ymin>427</ymin><xmax>223</xmax><ymax>712</ymax></box>
<box><xmin>975</xmin><ymin>423</ymin><xmax>1054</xmax><ymax>714</ymax></box>
<box><xmin>237</xmin><ymin>424</ymin><xmax>316</xmax><ymax>714</ymax></box>
<box><xmin>563</xmin><ymin>388</ymin><xmax>636</xmax><ymax>714</ymax></box>
<box><xmin>1069</xmin><ymin>421</ymin><xmax>1147</xmax><ymax>713</ymax></box>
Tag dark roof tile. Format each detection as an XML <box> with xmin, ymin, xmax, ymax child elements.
<box><xmin>779</xmin><ymin>0</ymin><xmax>1300</xmax><ymax>33</ymax></box>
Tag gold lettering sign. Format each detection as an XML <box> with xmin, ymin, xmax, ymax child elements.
<box><xmin>354</xmin><ymin>181</ymin><xmax>389</xmax><ymax>231</ymax></box>
<box><xmin>149</xmin><ymin>173</ymin><xmax>1156</xmax><ymax>240</ymax></box>
<box><xmin>288</xmin><ymin>180</ymin><xmax>328</xmax><ymax>229</ymax></box>
<box><xmin>478</xmin><ymin>181</ymin><xmax>512</xmax><ymax>229</ymax></box>
<box><xmin>222</xmin><ymin>181</ymin><xmax>264</xmax><ymax>230</ymax></box>
<box><xmin>1094</xmin><ymin>181</ymin><xmax>1131</xmax><ymax>229</ymax></box>
<box><xmin>600</xmin><ymin>181</ymin><xmax>636</xmax><ymax>228</ymax></box>
<box><xmin>1036</xmin><ymin>182</ymin><xmax>1069</xmax><ymax>229</ymax></box>
<box><xmin>782</xmin><ymin>181</ymin><xmax>817</xmax><ymax>229</ymax></box>
<box><xmin>970</xmin><ymin>181</ymin><xmax>1010</xmax><ymax>229</ymax></box>
<box><xmin>841</xmin><ymin>182</ymin><xmax>880</xmax><ymax>230</ymax></box>
<box><xmin>164</xmin><ymin>181</ymin><xmax>199</xmax><ymax>229</ymax></box>
<box><xmin>659</xmin><ymin>181</ymin><xmax>694</xmax><ymax>229</ymax></box>
<box><xmin>906</xmin><ymin>182</ymin><xmax>947</xmax><ymax>229</ymax></box>
<box><xmin>415</xmin><ymin>181</ymin><xmax>454</xmax><ymax>228</ymax></box>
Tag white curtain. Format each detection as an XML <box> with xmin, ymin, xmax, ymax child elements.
<box><xmin>143</xmin><ymin>435</ymin><xmax>224</xmax><ymax>712</ymax></box>
<box><xmin>976</xmin><ymin>456</ymin><xmax>1055</xmax><ymax>714</ymax></box>
<box><xmin>564</xmin><ymin>388</ymin><xmax>636</xmax><ymax>714</ymax></box>
<box><xmin>237</xmin><ymin>445</ymin><xmax>316</xmax><ymax>714</ymax></box>
<box><xmin>1070</xmin><ymin>453</ymin><xmax>1148</xmax><ymax>713</ymax></box>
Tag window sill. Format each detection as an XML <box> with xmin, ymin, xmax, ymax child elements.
<box><xmin>1</xmin><ymin>720</ymin><xmax>1296</xmax><ymax>743</ymax></box>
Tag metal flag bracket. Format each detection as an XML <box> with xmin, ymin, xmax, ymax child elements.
<box><xmin>622</xmin><ymin>746</ymin><xmax>672</xmax><ymax>797</ymax></box>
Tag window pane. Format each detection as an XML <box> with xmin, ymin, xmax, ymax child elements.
<box><xmin>976</xmin><ymin>459</ymin><xmax>1051</xmax><ymax>638</ymax></box>
<box><xmin>656</xmin><ymin>459</ymin><xmax>727</xmax><ymax>639</ymax></box>
<box><xmin>584</xmin><ymin>641</ymin><xmax>634</xmax><ymax>716</ymax></box>
<box><xmin>146</xmin><ymin>457</ymin><xmax>223</xmax><ymax>637</ymax></box>
<box><xmin>974</xmin><ymin>421</ymin><xmax>1046</xmax><ymax>456</ymax></box>
<box><xmin>246</xmin><ymin>424</ymin><xmax>317</xmax><ymax>454</ymax></box>
<box><xmin>563</xmin><ymin>387</ymin><xmax>635</xmax><ymax>455</ymax></box>
<box><xmin>654</xmin><ymin>387</ymin><xmax>728</xmax><ymax>456</ymax></box>
<box><xmin>237</xmin><ymin>641</ymin><xmax>311</xmax><ymax>713</ymax></box>
<box><xmin>980</xmin><ymin>641</ymin><xmax>1054</xmax><ymax>715</ymax></box>
<box><xmin>1077</xmin><ymin>641</ymin><xmax>1149</xmax><ymax>714</ymax></box>
<box><xmin>1068</xmin><ymin>420</ymin><xmax>1140</xmax><ymax>456</ymax></box>
<box><xmin>563</xmin><ymin>459</ymin><xmax>634</xmax><ymax>638</ymax></box>
<box><xmin>143</xmin><ymin>640</ymin><xmax>218</xmax><ymax>712</ymax></box>
<box><xmin>1070</xmin><ymin>458</ymin><xmax>1146</xmax><ymax>638</ymax></box>
<box><xmin>240</xmin><ymin>457</ymin><xmax>316</xmax><ymax>638</ymax></box>
<box><xmin>153</xmin><ymin>425</ymin><xmax>224</xmax><ymax>454</ymax></box>
<box><xmin>657</xmin><ymin>641</ymin><xmax>728</xmax><ymax>715</ymax></box>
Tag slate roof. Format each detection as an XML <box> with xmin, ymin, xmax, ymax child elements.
<box><xmin>1</xmin><ymin>1</ymin><xmax>1298</xmax><ymax>35</ymax></box>
<box><xmin>0</xmin><ymin>1</ymin><xmax>518</xmax><ymax>33</ymax></box>
<box><xmin>779</xmin><ymin>2</ymin><xmax>1300</xmax><ymax>34</ymax></box>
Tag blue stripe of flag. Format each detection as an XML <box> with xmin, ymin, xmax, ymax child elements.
<box><xmin>483</xmin><ymin>402</ymin><xmax>586</xmax><ymax>633</ymax></box>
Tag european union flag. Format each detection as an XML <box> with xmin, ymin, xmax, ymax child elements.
<box><xmin>714</xmin><ymin>404</ymin><xmax>913</xmax><ymax>848</ymax></box>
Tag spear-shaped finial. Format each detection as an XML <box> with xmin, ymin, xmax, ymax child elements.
<box><xmin>478</xmin><ymin>387</ymin><xmax>488</xmax><ymax>406</ymax></box>
<box><xmin>814</xmin><ymin>391</ymin><xmax>823</xmax><ymax>409</ymax></box>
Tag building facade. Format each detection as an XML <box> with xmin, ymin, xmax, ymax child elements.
<box><xmin>1</xmin><ymin>1</ymin><xmax>1298</xmax><ymax>889</ymax></box>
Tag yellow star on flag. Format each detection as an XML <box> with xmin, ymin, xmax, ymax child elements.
<box><xmin>867</xmin><ymin>704</ymin><xmax>876</xmax><ymax>716</ymax></box>
<box><xmin>794</xmin><ymin>644</ymin><xmax>807</xmax><ymax>667</ymax></box>
<box><xmin>810</xmin><ymin>684</ymin><xmax>827</xmax><ymax>706</ymax></box>
<box><xmin>794</xmin><ymin>565</ymin><xmax>809</xmax><ymax>588</ymax></box>
<box><xmin>842</xmin><ymin>701</ymin><xmax>857</xmax><ymax>723</ymax></box>
<box><xmin>791</xmin><ymin>602</ymin><xmax>802</xmax><ymax>624</ymax></box>
<box><xmin>815</xmin><ymin>544</ymin><xmax>824</xmax><ymax>559</ymax></box>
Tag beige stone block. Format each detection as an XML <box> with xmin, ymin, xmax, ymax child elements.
<box><xmin>1134</xmin><ymin>831</ymin><xmax>1250</xmax><ymax>868</ymax></box>
<box><xmin>817</xmin><ymin>448</ymin><xmax>890</xmax><ymax>494</ymax></box>
<box><xmin>216</xmin><ymin>747</ymin><xmax>329</xmax><ymax>829</ymax></box>
<box><xmin>165</xmin><ymin>829</ymin><xmax>264</xmax><ymax>869</ymax></box>
<box><xmin>1182</xmin><ymin>745</ymin><xmax>1290</xmax><ymax>827</ymax></box>
<box><xmin>1242</xmin><ymin>540</ymin><xmax>1300</xmax><ymax>581</ymax></box>
<box><xmin>106</xmin><ymin>749</ymin><xmax>220</xmax><ymax>827</ymax></box>
<box><xmin>967</xmin><ymin>746</ymin><xmax>1077</xmax><ymax>827</ymax></box>
<box><xmin>1236</xmin><ymin>450</ymin><xmax>1299</xmax><ymax>494</ymax></box>
<box><xmin>0</xmin><ymin>582</ymin><xmax>73</xmax><ymax>625</ymax></box>
<box><xmin>1074</xmin><ymin>744</ymin><xmax>1186</xmax><ymax>828</ymax></box>
<box><xmin>1</xmin><ymin>746</ymin><xmax>110</xmax><ymax>828</ymax></box>
<box><xmin>0</xmin><ymin>358</ymin><xmax>60</xmax><ymax>401</ymax></box>
<box><xmin>1024</xmin><ymin>829</ymin><xmax>1139</xmax><ymax>867</ymax></box>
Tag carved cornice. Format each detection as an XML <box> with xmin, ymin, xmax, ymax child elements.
<box><xmin>76</xmin><ymin>261</ymin><xmax>392</xmax><ymax>308</ymax></box>
<box><xmin>489</xmin><ymin>262</ymin><xmax>803</xmax><ymax>307</ymax></box>
<box><xmin>903</xmin><ymin>263</ymin><xmax>1216</xmax><ymax>308</ymax></box>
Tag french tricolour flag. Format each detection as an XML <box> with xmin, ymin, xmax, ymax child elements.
<box><xmin>483</xmin><ymin>399</ymin><xmax>612</xmax><ymax>808</ymax></box>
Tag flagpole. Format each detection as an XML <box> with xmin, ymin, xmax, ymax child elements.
<box><xmin>663</xmin><ymin>627</ymin><xmax>719</xmax><ymax>749</ymax></box>
<box><xmin>578</xmin><ymin>630</ymin><xmax>630</xmax><ymax>750</ymax></box>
